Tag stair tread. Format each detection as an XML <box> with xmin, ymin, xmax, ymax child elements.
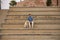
<box><xmin>9</xmin><ymin>10</ymin><xmax>60</xmax><ymax>12</ymax></box>
<box><xmin>0</xmin><ymin>28</ymin><xmax>60</xmax><ymax>30</ymax></box>
<box><xmin>7</xmin><ymin>14</ymin><xmax>60</xmax><ymax>16</ymax></box>
<box><xmin>0</xmin><ymin>33</ymin><xmax>60</xmax><ymax>36</ymax></box>
<box><xmin>10</xmin><ymin>6</ymin><xmax>60</xmax><ymax>8</ymax></box>
<box><xmin>5</xmin><ymin>19</ymin><xmax>60</xmax><ymax>20</ymax></box>
<box><xmin>5</xmin><ymin>22</ymin><xmax>60</xmax><ymax>24</ymax></box>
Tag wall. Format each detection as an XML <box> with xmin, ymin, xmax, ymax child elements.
<box><xmin>1</xmin><ymin>0</ymin><xmax>59</xmax><ymax>9</ymax></box>
<box><xmin>1</xmin><ymin>0</ymin><xmax>47</xmax><ymax>9</ymax></box>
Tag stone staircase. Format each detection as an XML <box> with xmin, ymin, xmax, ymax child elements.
<box><xmin>0</xmin><ymin>7</ymin><xmax>60</xmax><ymax>40</ymax></box>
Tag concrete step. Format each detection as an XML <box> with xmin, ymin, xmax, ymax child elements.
<box><xmin>9</xmin><ymin>7</ymin><xmax>60</xmax><ymax>11</ymax></box>
<box><xmin>1</xmin><ymin>35</ymin><xmax>60</xmax><ymax>40</ymax></box>
<box><xmin>2</xmin><ymin>24</ymin><xmax>60</xmax><ymax>29</ymax></box>
<box><xmin>0</xmin><ymin>28</ymin><xmax>60</xmax><ymax>30</ymax></box>
<box><xmin>8</xmin><ymin>12</ymin><xmax>60</xmax><ymax>15</ymax></box>
<box><xmin>5</xmin><ymin>19</ymin><xmax>60</xmax><ymax>24</ymax></box>
<box><xmin>6</xmin><ymin>15</ymin><xmax>60</xmax><ymax>20</ymax></box>
<box><xmin>1</xmin><ymin>29</ymin><xmax>60</xmax><ymax>34</ymax></box>
<box><xmin>0</xmin><ymin>10</ymin><xmax>8</xmax><ymax>25</ymax></box>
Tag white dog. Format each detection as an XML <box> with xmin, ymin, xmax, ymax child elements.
<box><xmin>24</xmin><ymin>20</ymin><xmax>34</xmax><ymax>28</ymax></box>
